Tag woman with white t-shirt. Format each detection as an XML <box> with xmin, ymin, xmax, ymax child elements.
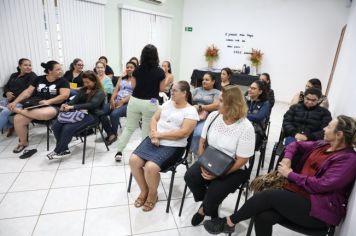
<box><xmin>184</xmin><ymin>85</ymin><xmax>256</xmax><ymax>226</ymax></box>
<box><xmin>129</xmin><ymin>81</ymin><xmax>199</xmax><ymax>212</ymax></box>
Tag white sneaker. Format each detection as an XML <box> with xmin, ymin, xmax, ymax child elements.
<box><xmin>47</xmin><ymin>151</ymin><xmax>57</xmax><ymax>160</ymax></box>
<box><xmin>115</xmin><ymin>151</ymin><xmax>122</xmax><ymax>162</ymax></box>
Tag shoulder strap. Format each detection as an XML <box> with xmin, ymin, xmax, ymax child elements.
<box><xmin>206</xmin><ymin>112</ymin><xmax>220</xmax><ymax>145</ymax></box>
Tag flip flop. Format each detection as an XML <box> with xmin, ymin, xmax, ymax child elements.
<box><xmin>134</xmin><ymin>196</ymin><xmax>147</xmax><ymax>208</ymax></box>
<box><xmin>13</xmin><ymin>144</ymin><xmax>28</xmax><ymax>153</ymax></box>
<box><xmin>19</xmin><ymin>149</ymin><xmax>37</xmax><ymax>159</ymax></box>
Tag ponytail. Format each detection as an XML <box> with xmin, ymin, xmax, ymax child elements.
<box><xmin>41</xmin><ymin>60</ymin><xmax>59</xmax><ymax>74</ymax></box>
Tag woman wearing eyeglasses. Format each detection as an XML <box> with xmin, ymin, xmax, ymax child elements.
<box><xmin>63</xmin><ymin>58</ymin><xmax>84</xmax><ymax>96</ymax></box>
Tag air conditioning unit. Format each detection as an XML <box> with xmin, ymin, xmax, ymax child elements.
<box><xmin>140</xmin><ymin>0</ymin><xmax>166</xmax><ymax>5</ymax></box>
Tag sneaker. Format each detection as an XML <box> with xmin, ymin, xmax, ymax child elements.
<box><xmin>52</xmin><ymin>150</ymin><xmax>71</xmax><ymax>159</ymax></box>
<box><xmin>47</xmin><ymin>151</ymin><xmax>57</xmax><ymax>160</ymax></box>
<box><xmin>115</xmin><ymin>151</ymin><xmax>122</xmax><ymax>162</ymax></box>
<box><xmin>203</xmin><ymin>218</ymin><xmax>235</xmax><ymax>234</ymax></box>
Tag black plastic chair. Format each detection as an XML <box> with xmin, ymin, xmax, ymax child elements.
<box><xmin>246</xmin><ymin>217</ymin><xmax>335</xmax><ymax>236</ymax></box>
<box><xmin>255</xmin><ymin>119</ymin><xmax>271</xmax><ymax>177</ymax></box>
<box><xmin>75</xmin><ymin>120</ymin><xmax>109</xmax><ymax>164</ymax></box>
<box><xmin>267</xmin><ymin>129</ymin><xmax>285</xmax><ymax>172</ymax></box>
<box><xmin>178</xmin><ymin>152</ymin><xmax>256</xmax><ymax>222</ymax></box>
<box><xmin>127</xmin><ymin>134</ymin><xmax>193</xmax><ymax>213</ymax></box>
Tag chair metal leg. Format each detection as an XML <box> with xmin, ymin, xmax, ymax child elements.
<box><xmin>179</xmin><ymin>183</ymin><xmax>188</xmax><ymax>217</ymax></box>
<box><xmin>234</xmin><ymin>187</ymin><xmax>243</xmax><ymax>212</ymax></box>
<box><xmin>255</xmin><ymin>153</ymin><xmax>263</xmax><ymax>177</ymax></box>
<box><xmin>127</xmin><ymin>173</ymin><xmax>133</xmax><ymax>193</ymax></box>
<box><xmin>82</xmin><ymin>130</ymin><xmax>87</xmax><ymax>164</ymax></box>
<box><xmin>98</xmin><ymin>126</ymin><xmax>109</xmax><ymax>151</ymax></box>
<box><xmin>46</xmin><ymin>123</ymin><xmax>50</xmax><ymax>151</ymax></box>
<box><xmin>246</xmin><ymin>218</ymin><xmax>254</xmax><ymax>236</ymax></box>
<box><xmin>166</xmin><ymin>171</ymin><xmax>176</xmax><ymax>213</ymax></box>
<box><xmin>268</xmin><ymin>145</ymin><xmax>277</xmax><ymax>173</ymax></box>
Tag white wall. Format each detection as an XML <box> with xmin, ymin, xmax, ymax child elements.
<box><xmin>330</xmin><ymin>2</ymin><xmax>356</xmax><ymax>235</ymax></box>
<box><xmin>179</xmin><ymin>0</ymin><xmax>349</xmax><ymax>102</ymax></box>
<box><xmin>104</xmin><ymin>0</ymin><xmax>183</xmax><ymax>78</ymax></box>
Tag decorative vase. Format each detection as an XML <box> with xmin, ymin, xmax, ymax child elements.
<box><xmin>255</xmin><ymin>64</ymin><xmax>259</xmax><ymax>75</ymax></box>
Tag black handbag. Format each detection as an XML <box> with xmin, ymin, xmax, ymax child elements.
<box><xmin>198</xmin><ymin>113</ymin><xmax>235</xmax><ymax>177</ymax></box>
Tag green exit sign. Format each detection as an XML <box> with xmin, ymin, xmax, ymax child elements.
<box><xmin>185</xmin><ymin>26</ymin><xmax>193</xmax><ymax>32</ymax></box>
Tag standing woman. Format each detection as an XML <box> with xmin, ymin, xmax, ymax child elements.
<box><xmin>48</xmin><ymin>71</ymin><xmax>106</xmax><ymax>159</ymax></box>
<box><xmin>95</xmin><ymin>61</ymin><xmax>113</xmax><ymax>101</ymax></box>
<box><xmin>63</xmin><ymin>58</ymin><xmax>84</xmax><ymax>96</ymax></box>
<box><xmin>1</xmin><ymin>59</ymin><xmax>37</xmax><ymax>136</ymax></box>
<box><xmin>114</xmin><ymin>44</ymin><xmax>166</xmax><ymax>161</ymax></box>
<box><xmin>218</xmin><ymin>67</ymin><xmax>232</xmax><ymax>90</ymax></box>
<box><xmin>8</xmin><ymin>61</ymin><xmax>70</xmax><ymax>153</ymax></box>
<box><xmin>161</xmin><ymin>61</ymin><xmax>174</xmax><ymax>96</ymax></box>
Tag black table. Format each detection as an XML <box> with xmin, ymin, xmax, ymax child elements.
<box><xmin>190</xmin><ymin>69</ymin><xmax>259</xmax><ymax>89</ymax></box>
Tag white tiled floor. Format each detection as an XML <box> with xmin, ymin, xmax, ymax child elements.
<box><xmin>0</xmin><ymin>102</ymin><xmax>305</xmax><ymax>236</ymax></box>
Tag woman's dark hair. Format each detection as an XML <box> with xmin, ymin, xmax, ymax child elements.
<box><xmin>122</xmin><ymin>61</ymin><xmax>137</xmax><ymax>80</ymax></box>
<box><xmin>221</xmin><ymin>67</ymin><xmax>232</xmax><ymax>81</ymax></box>
<box><xmin>129</xmin><ymin>57</ymin><xmax>139</xmax><ymax>66</ymax></box>
<box><xmin>163</xmin><ymin>61</ymin><xmax>172</xmax><ymax>73</ymax></box>
<box><xmin>82</xmin><ymin>70</ymin><xmax>104</xmax><ymax>101</ymax></box>
<box><xmin>261</xmin><ymin>73</ymin><xmax>271</xmax><ymax>91</ymax></box>
<box><xmin>41</xmin><ymin>60</ymin><xmax>60</xmax><ymax>74</ymax></box>
<box><xmin>98</xmin><ymin>56</ymin><xmax>108</xmax><ymax>63</ymax></box>
<box><xmin>69</xmin><ymin>58</ymin><xmax>83</xmax><ymax>71</ymax></box>
<box><xmin>304</xmin><ymin>87</ymin><xmax>322</xmax><ymax>99</ymax></box>
<box><xmin>203</xmin><ymin>72</ymin><xmax>216</xmax><ymax>89</ymax></box>
<box><xmin>253</xmin><ymin>80</ymin><xmax>268</xmax><ymax>102</ymax></box>
<box><xmin>335</xmin><ymin>115</ymin><xmax>356</xmax><ymax>147</ymax></box>
<box><xmin>140</xmin><ymin>44</ymin><xmax>159</xmax><ymax>69</ymax></box>
<box><xmin>17</xmin><ymin>58</ymin><xmax>30</xmax><ymax>73</ymax></box>
<box><xmin>308</xmin><ymin>78</ymin><xmax>322</xmax><ymax>90</ymax></box>
<box><xmin>177</xmin><ymin>81</ymin><xmax>192</xmax><ymax>104</ymax></box>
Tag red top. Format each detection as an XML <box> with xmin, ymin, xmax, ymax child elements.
<box><xmin>285</xmin><ymin>144</ymin><xmax>334</xmax><ymax>198</ymax></box>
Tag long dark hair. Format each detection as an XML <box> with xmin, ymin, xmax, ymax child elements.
<box><xmin>177</xmin><ymin>81</ymin><xmax>192</xmax><ymax>104</ymax></box>
<box><xmin>69</xmin><ymin>58</ymin><xmax>82</xmax><ymax>71</ymax></box>
<box><xmin>163</xmin><ymin>61</ymin><xmax>172</xmax><ymax>73</ymax></box>
<box><xmin>122</xmin><ymin>61</ymin><xmax>137</xmax><ymax>80</ymax></box>
<box><xmin>17</xmin><ymin>58</ymin><xmax>30</xmax><ymax>73</ymax></box>
<box><xmin>221</xmin><ymin>67</ymin><xmax>232</xmax><ymax>81</ymax></box>
<box><xmin>41</xmin><ymin>60</ymin><xmax>60</xmax><ymax>74</ymax></box>
<box><xmin>82</xmin><ymin>70</ymin><xmax>104</xmax><ymax>101</ymax></box>
<box><xmin>261</xmin><ymin>73</ymin><xmax>271</xmax><ymax>92</ymax></box>
<box><xmin>140</xmin><ymin>44</ymin><xmax>159</xmax><ymax>69</ymax></box>
<box><xmin>253</xmin><ymin>80</ymin><xmax>268</xmax><ymax>102</ymax></box>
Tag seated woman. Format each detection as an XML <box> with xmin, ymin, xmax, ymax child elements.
<box><xmin>129</xmin><ymin>81</ymin><xmax>198</xmax><ymax>211</ymax></box>
<box><xmin>290</xmin><ymin>78</ymin><xmax>329</xmax><ymax>109</ymax></box>
<box><xmin>161</xmin><ymin>61</ymin><xmax>174</xmax><ymax>96</ymax></box>
<box><xmin>0</xmin><ymin>58</ymin><xmax>36</xmax><ymax>136</ymax></box>
<box><xmin>246</xmin><ymin>80</ymin><xmax>270</xmax><ymax>149</ymax></box>
<box><xmin>47</xmin><ymin>71</ymin><xmax>106</xmax><ymax>159</ymax></box>
<box><xmin>95</xmin><ymin>61</ymin><xmax>113</xmax><ymax>101</ymax></box>
<box><xmin>259</xmin><ymin>73</ymin><xmax>275</xmax><ymax>109</ymax></box>
<box><xmin>94</xmin><ymin>56</ymin><xmax>114</xmax><ymax>78</ymax></box>
<box><xmin>63</xmin><ymin>58</ymin><xmax>84</xmax><ymax>96</ymax></box>
<box><xmin>101</xmin><ymin>61</ymin><xmax>136</xmax><ymax>145</ymax></box>
<box><xmin>184</xmin><ymin>85</ymin><xmax>256</xmax><ymax>226</ymax></box>
<box><xmin>218</xmin><ymin>67</ymin><xmax>232</xmax><ymax>90</ymax></box>
<box><xmin>203</xmin><ymin>115</ymin><xmax>356</xmax><ymax>236</ymax></box>
<box><xmin>190</xmin><ymin>72</ymin><xmax>220</xmax><ymax>157</ymax></box>
<box><xmin>8</xmin><ymin>61</ymin><xmax>70</xmax><ymax>153</ymax></box>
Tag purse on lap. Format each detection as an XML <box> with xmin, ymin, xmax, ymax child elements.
<box><xmin>57</xmin><ymin>110</ymin><xmax>87</xmax><ymax>124</ymax></box>
<box><xmin>198</xmin><ymin>113</ymin><xmax>236</xmax><ymax>177</ymax></box>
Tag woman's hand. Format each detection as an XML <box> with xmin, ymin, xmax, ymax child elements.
<box><xmin>295</xmin><ymin>133</ymin><xmax>307</xmax><ymax>141</ymax></box>
<box><xmin>7</xmin><ymin>102</ymin><xmax>17</xmax><ymax>111</ymax></box>
<box><xmin>151</xmin><ymin>137</ymin><xmax>160</xmax><ymax>147</ymax></box>
<box><xmin>201</xmin><ymin>167</ymin><xmax>216</xmax><ymax>180</ymax></box>
<box><xmin>6</xmin><ymin>92</ymin><xmax>15</xmax><ymax>101</ymax></box>
<box><xmin>277</xmin><ymin>162</ymin><xmax>293</xmax><ymax>178</ymax></box>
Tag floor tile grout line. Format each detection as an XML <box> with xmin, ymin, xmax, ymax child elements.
<box><xmin>81</xmin><ymin>132</ymin><xmax>98</xmax><ymax>236</ymax></box>
<box><xmin>122</xmin><ymin>150</ymin><xmax>134</xmax><ymax>236</ymax></box>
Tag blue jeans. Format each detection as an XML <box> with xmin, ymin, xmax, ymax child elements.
<box><xmin>110</xmin><ymin>104</ymin><xmax>127</xmax><ymax>134</ymax></box>
<box><xmin>52</xmin><ymin>115</ymin><xmax>96</xmax><ymax>153</ymax></box>
<box><xmin>0</xmin><ymin>103</ymin><xmax>22</xmax><ymax>131</ymax></box>
<box><xmin>190</xmin><ymin>120</ymin><xmax>206</xmax><ymax>154</ymax></box>
<box><xmin>284</xmin><ymin>136</ymin><xmax>297</xmax><ymax>146</ymax></box>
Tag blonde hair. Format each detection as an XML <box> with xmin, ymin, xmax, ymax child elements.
<box><xmin>221</xmin><ymin>85</ymin><xmax>247</xmax><ymax>120</ymax></box>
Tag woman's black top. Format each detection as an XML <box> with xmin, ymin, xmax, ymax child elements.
<box><xmin>3</xmin><ymin>72</ymin><xmax>37</xmax><ymax>99</ymax></box>
<box><xmin>132</xmin><ymin>65</ymin><xmax>165</xmax><ymax>100</ymax></box>
<box><xmin>31</xmin><ymin>75</ymin><xmax>70</xmax><ymax>100</ymax></box>
<box><xmin>63</xmin><ymin>70</ymin><xmax>83</xmax><ymax>87</ymax></box>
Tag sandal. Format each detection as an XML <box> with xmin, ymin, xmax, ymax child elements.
<box><xmin>13</xmin><ymin>144</ymin><xmax>28</xmax><ymax>153</ymax></box>
<box><xmin>142</xmin><ymin>196</ymin><xmax>158</xmax><ymax>212</ymax></box>
<box><xmin>134</xmin><ymin>196</ymin><xmax>147</xmax><ymax>208</ymax></box>
<box><xmin>19</xmin><ymin>149</ymin><xmax>37</xmax><ymax>159</ymax></box>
